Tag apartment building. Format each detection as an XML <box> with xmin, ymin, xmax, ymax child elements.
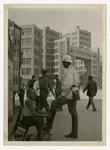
<box><xmin>63</xmin><ymin>26</ymin><xmax>91</xmax><ymax>49</ymax></box>
<box><xmin>75</xmin><ymin>60</ymin><xmax>87</xmax><ymax>76</ymax></box>
<box><xmin>42</xmin><ymin>26</ymin><xmax>62</xmax><ymax>76</ymax></box>
<box><xmin>53</xmin><ymin>38</ymin><xmax>67</xmax><ymax>79</ymax></box>
<box><xmin>20</xmin><ymin>25</ymin><xmax>42</xmax><ymax>83</ymax></box>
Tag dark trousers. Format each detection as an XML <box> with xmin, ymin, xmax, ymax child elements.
<box><xmin>40</xmin><ymin>89</ymin><xmax>49</xmax><ymax>112</ymax></box>
<box><xmin>22</xmin><ymin>116</ymin><xmax>43</xmax><ymax>137</ymax></box>
<box><xmin>86</xmin><ymin>96</ymin><xmax>96</xmax><ymax>110</ymax></box>
<box><xmin>47</xmin><ymin>97</ymin><xmax>78</xmax><ymax>136</ymax></box>
<box><xmin>19</xmin><ymin>89</ymin><xmax>25</xmax><ymax>106</ymax></box>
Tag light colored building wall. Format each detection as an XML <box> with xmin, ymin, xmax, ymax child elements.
<box><xmin>53</xmin><ymin>38</ymin><xmax>67</xmax><ymax>79</ymax></box>
<box><xmin>20</xmin><ymin>25</ymin><xmax>42</xmax><ymax>83</ymax></box>
<box><xmin>69</xmin><ymin>47</ymin><xmax>100</xmax><ymax>85</ymax></box>
<box><xmin>42</xmin><ymin>27</ymin><xmax>62</xmax><ymax>76</ymax></box>
<box><xmin>63</xmin><ymin>26</ymin><xmax>91</xmax><ymax>49</ymax></box>
<box><xmin>75</xmin><ymin>60</ymin><xmax>87</xmax><ymax>76</ymax></box>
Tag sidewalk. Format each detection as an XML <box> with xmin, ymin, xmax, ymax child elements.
<box><xmin>8</xmin><ymin>98</ymin><xmax>102</xmax><ymax>141</ymax></box>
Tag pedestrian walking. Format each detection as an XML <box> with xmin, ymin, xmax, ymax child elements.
<box><xmin>83</xmin><ymin>75</ymin><xmax>97</xmax><ymax>111</ymax></box>
<box><xmin>46</xmin><ymin>55</ymin><xmax>80</xmax><ymax>139</ymax></box>
<box><xmin>39</xmin><ymin>70</ymin><xmax>54</xmax><ymax>112</ymax></box>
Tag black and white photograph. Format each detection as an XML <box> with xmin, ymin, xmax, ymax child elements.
<box><xmin>4</xmin><ymin>4</ymin><xmax>106</xmax><ymax>145</ymax></box>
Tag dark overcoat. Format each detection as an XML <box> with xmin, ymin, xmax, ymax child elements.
<box><xmin>83</xmin><ymin>80</ymin><xmax>97</xmax><ymax>97</ymax></box>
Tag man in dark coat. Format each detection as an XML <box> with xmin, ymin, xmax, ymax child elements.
<box><xmin>54</xmin><ymin>75</ymin><xmax>62</xmax><ymax>98</ymax></box>
<box><xmin>39</xmin><ymin>70</ymin><xmax>54</xmax><ymax>112</ymax></box>
<box><xmin>54</xmin><ymin>75</ymin><xmax>62</xmax><ymax>111</ymax></box>
<box><xmin>83</xmin><ymin>76</ymin><xmax>97</xmax><ymax>111</ymax></box>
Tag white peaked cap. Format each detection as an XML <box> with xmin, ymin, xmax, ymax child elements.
<box><xmin>62</xmin><ymin>55</ymin><xmax>72</xmax><ymax>63</ymax></box>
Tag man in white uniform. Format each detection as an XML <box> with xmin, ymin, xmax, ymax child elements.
<box><xmin>46</xmin><ymin>55</ymin><xmax>80</xmax><ymax>139</ymax></box>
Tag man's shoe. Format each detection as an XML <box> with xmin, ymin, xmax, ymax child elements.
<box><xmin>65</xmin><ymin>133</ymin><xmax>77</xmax><ymax>139</ymax></box>
<box><xmin>92</xmin><ymin>109</ymin><xmax>97</xmax><ymax>112</ymax></box>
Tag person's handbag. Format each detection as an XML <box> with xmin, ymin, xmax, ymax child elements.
<box><xmin>72</xmin><ymin>86</ymin><xmax>80</xmax><ymax>101</ymax></box>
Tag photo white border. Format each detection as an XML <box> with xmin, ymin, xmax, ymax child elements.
<box><xmin>0</xmin><ymin>0</ymin><xmax>110</xmax><ymax>149</ymax></box>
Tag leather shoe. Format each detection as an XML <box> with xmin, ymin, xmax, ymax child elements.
<box><xmin>65</xmin><ymin>133</ymin><xmax>77</xmax><ymax>139</ymax></box>
<box><xmin>92</xmin><ymin>109</ymin><xmax>97</xmax><ymax>112</ymax></box>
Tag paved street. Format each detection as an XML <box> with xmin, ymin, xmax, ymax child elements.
<box><xmin>47</xmin><ymin>90</ymin><xmax>102</xmax><ymax>141</ymax></box>
<box><xmin>9</xmin><ymin>97</ymin><xmax>102</xmax><ymax>141</ymax></box>
<box><xmin>49</xmin><ymin>99</ymin><xmax>102</xmax><ymax>141</ymax></box>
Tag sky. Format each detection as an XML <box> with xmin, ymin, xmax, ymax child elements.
<box><xmin>8</xmin><ymin>5</ymin><xmax>106</xmax><ymax>52</ymax></box>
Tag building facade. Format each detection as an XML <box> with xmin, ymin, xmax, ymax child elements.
<box><xmin>52</xmin><ymin>38</ymin><xmax>67</xmax><ymax>79</ymax></box>
<box><xmin>69</xmin><ymin>47</ymin><xmax>100</xmax><ymax>86</ymax></box>
<box><xmin>8</xmin><ymin>19</ymin><xmax>22</xmax><ymax>109</ymax></box>
<box><xmin>8</xmin><ymin>25</ymin><xmax>13</xmax><ymax>117</ymax></box>
<box><xmin>63</xmin><ymin>26</ymin><xmax>91</xmax><ymax>49</ymax></box>
<box><xmin>8</xmin><ymin>19</ymin><xmax>22</xmax><ymax>116</ymax></box>
<box><xmin>75</xmin><ymin>60</ymin><xmax>87</xmax><ymax>76</ymax></box>
<box><xmin>20</xmin><ymin>25</ymin><xmax>42</xmax><ymax>83</ymax></box>
<box><xmin>42</xmin><ymin>27</ymin><xmax>62</xmax><ymax>76</ymax></box>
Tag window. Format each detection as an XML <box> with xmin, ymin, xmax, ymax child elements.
<box><xmin>35</xmin><ymin>30</ymin><xmax>40</xmax><ymax>38</ymax></box>
<box><xmin>22</xmin><ymin>68</ymin><xmax>31</xmax><ymax>75</ymax></box>
<box><xmin>22</xmin><ymin>48</ymin><xmax>31</xmax><ymax>57</ymax></box>
<box><xmin>23</xmin><ymin>58</ymin><xmax>31</xmax><ymax>65</ymax></box>
<box><xmin>72</xmin><ymin>36</ymin><xmax>77</xmax><ymax>41</ymax></box>
<box><xmin>79</xmin><ymin>61</ymin><xmax>83</xmax><ymax>65</ymax></box>
<box><xmin>27</xmin><ymin>28</ymin><xmax>32</xmax><ymax>35</ymax></box>
<box><xmin>55</xmin><ymin>55</ymin><xmax>58</xmax><ymax>59</ymax></box>
<box><xmin>54</xmin><ymin>43</ymin><xmax>58</xmax><ymax>47</ymax></box>
<box><xmin>75</xmin><ymin>66</ymin><xmax>78</xmax><ymax>70</ymax></box>
<box><xmin>14</xmin><ymin>62</ymin><xmax>19</xmax><ymax>70</ymax></box>
<box><xmin>27</xmin><ymin>68</ymin><xmax>31</xmax><ymax>74</ymax></box>
<box><xmin>75</xmin><ymin>61</ymin><xmax>78</xmax><ymax>65</ymax></box>
<box><xmin>55</xmin><ymin>49</ymin><xmax>58</xmax><ymax>53</ymax></box>
<box><xmin>55</xmin><ymin>62</ymin><xmax>58</xmax><ymax>66</ymax></box>
<box><xmin>93</xmin><ymin>65</ymin><xmax>97</xmax><ymax>69</ymax></box>
<box><xmin>79</xmin><ymin>66</ymin><xmax>83</xmax><ymax>70</ymax></box>
<box><xmin>93</xmin><ymin>71</ymin><xmax>97</xmax><ymax>75</ymax></box>
<box><xmin>93</xmin><ymin>60</ymin><xmax>97</xmax><ymax>64</ymax></box>
<box><xmin>93</xmin><ymin>54</ymin><xmax>97</xmax><ymax>58</ymax></box>
<box><xmin>27</xmin><ymin>58</ymin><xmax>31</xmax><ymax>64</ymax></box>
<box><xmin>72</xmin><ymin>41</ymin><xmax>77</xmax><ymax>47</ymax></box>
<box><xmin>72</xmin><ymin>32</ymin><xmax>77</xmax><ymax>36</ymax></box>
<box><xmin>22</xmin><ymin>38</ymin><xmax>32</xmax><ymax>46</ymax></box>
<box><xmin>22</xmin><ymin>28</ymin><xmax>32</xmax><ymax>35</ymax></box>
<box><xmin>55</xmin><ymin>68</ymin><xmax>58</xmax><ymax>72</ymax></box>
<box><xmin>34</xmin><ymin>39</ymin><xmax>40</xmax><ymax>47</ymax></box>
<box><xmin>22</xmin><ymin>31</ymin><xmax>24</xmax><ymax>35</ymax></box>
